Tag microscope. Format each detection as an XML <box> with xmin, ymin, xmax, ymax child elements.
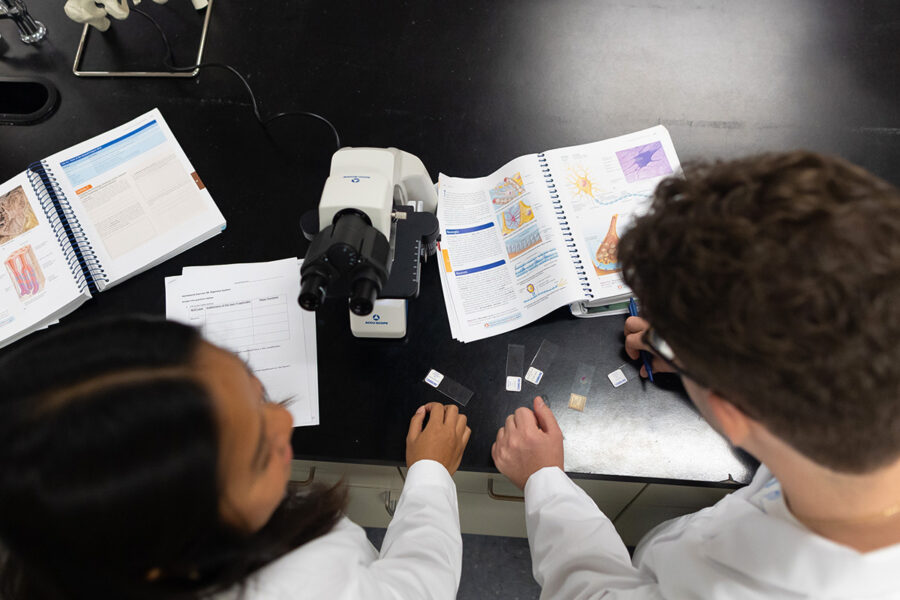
<box><xmin>299</xmin><ymin>147</ymin><xmax>439</xmax><ymax>338</ymax></box>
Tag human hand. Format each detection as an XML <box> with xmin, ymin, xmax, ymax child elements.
<box><xmin>491</xmin><ymin>396</ymin><xmax>564</xmax><ymax>490</ymax></box>
<box><xmin>406</xmin><ymin>402</ymin><xmax>471</xmax><ymax>475</ymax></box>
<box><xmin>624</xmin><ymin>316</ymin><xmax>676</xmax><ymax>378</ymax></box>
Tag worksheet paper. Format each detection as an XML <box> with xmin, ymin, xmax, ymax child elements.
<box><xmin>44</xmin><ymin>108</ymin><xmax>226</xmax><ymax>290</ymax></box>
<box><xmin>165</xmin><ymin>257</ymin><xmax>319</xmax><ymax>427</ymax></box>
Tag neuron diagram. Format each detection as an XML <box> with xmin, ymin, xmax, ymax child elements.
<box><xmin>567</xmin><ymin>166</ymin><xmax>599</xmax><ymax>201</ymax></box>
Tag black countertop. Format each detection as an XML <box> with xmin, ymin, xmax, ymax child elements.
<box><xmin>3</xmin><ymin>0</ymin><xmax>899</xmax><ymax>485</ymax></box>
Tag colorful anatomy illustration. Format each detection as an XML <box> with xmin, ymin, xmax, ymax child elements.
<box><xmin>0</xmin><ymin>186</ymin><xmax>39</xmax><ymax>245</ymax></box>
<box><xmin>505</xmin><ymin>225</ymin><xmax>542</xmax><ymax>259</ymax></box>
<box><xmin>5</xmin><ymin>245</ymin><xmax>45</xmax><ymax>299</ymax></box>
<box><xmin>500</xmin><ymin>200</ymin><xmax>535</xmax><ymax>235</ymax></box>
<box><xmin>615</xmin><ymin>141</ymin><xmax>673</xmax><ymax>183</ymax></box>
<box><xmin>594</xmin><ymin>214</ymin><xmax>621</xmax><ymax>275</ymax></box>
<box><xmin>490</xmin><ymin>173</ymin><xmax>526</xmax><ymax>206</ymax></box>
<box><xmin>567</xmin><ymin>166</ymin><xmax>599</xmax><ymax>200</ymax></box>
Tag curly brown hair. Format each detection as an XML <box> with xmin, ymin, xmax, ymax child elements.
<box><xmin>619</xmin><ymin>151</ymin><xmax>900</xmax><ymax>474</ymax></box>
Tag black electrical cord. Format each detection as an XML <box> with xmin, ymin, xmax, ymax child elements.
<box><xmin>132</xmin><ymin>8</ymin><xmax>342</xmax><ymax>151</ymax></box>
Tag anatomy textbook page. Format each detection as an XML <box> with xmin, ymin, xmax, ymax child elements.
<box><xmin>0</xmin><ymin>172</ymin><xmax>88</xmax><ymax>349</ymax></box>
<box><xmin>437</xmin><ymin>154</ymin><xmax>583</xmax><ymax>342</ymax></box>
<box><xmin>543</xmin><ymin>125</ymin><xmax>681</xmax><ymax>301</ymax></box>
<box><xmin>45</xmin><ymin>108</ymin><xmax>225</xmax><ymax>290</ymax></box>
<box><xmin>165</xmin><ymin>257</ymin><xmax>319</xmax><ymax>427</ymax></box>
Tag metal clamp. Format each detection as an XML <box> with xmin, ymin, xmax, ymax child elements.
<box><xmin>72</xmin><ymin>0</ymin><xmax>213</xmax><ymax>78</ymax></box>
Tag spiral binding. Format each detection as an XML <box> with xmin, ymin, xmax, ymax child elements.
<box><xmin>537</xmin><ymin>153</ymin><xmax>593</xmax><ymax>299</ymax></box>
<box><xmin>27</xmin><ymin>161</ymin><xmax>107</xmax><ymax>295</ymax></box>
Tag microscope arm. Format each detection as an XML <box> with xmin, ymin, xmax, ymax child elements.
<box><xmin>393</xmin><ymin>150</ymin><xmax>438</xmax><ymax>214</ymax></box>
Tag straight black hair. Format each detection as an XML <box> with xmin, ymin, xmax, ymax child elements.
<box><xmin>0</xmin><ymin>316</ymin><xmax>345</xmax><ymax>599</ymax></box>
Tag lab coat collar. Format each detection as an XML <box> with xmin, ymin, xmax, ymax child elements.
<box><xmin>699</xmin><ymin>494</ymin><xmax>900</xmax><ymax>598</ymax></box>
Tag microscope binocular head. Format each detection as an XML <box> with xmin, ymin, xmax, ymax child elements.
<box><xmin>299</xmin><ymin>209</ymin><xmax>391</xmax><ymax>316</ymax></box>
<box><xmin>298</xmin><ymin>146</ymin><xmax>438</xmax><ymax>337</ymax></box>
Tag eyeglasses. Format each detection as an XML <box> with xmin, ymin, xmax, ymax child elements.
<box><xmin>641</xmin><ymin>327</ymin><xmax>706</xmax><ymax>387</ymax></box>
<box><xmin>641</xmin><ymin>327</ymin><xmax>759</xmax><ymax>420</ymax></box>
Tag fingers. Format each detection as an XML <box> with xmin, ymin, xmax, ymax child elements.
<box><xmin>633</xmin><ymin>353</ymin><xmax>676</xmax><ymax>377</ymax></box>
<box><xmin>632</xmin><ymin>348</ymin><xmax>675</xmax><ymax>377</ymax></box>
<box><xmin>424</xmin><ymin>402</ymin><xmax>445</xmax><ymax>428</ymax></box>
<box><xmin>420</xmin><ymin>403</ymin><xmax>469</xmax><ymax>438</ymax></box>
<box><xmin>407</xmin><ymin>405</ymin><xmax>426</xmax><ymax>441</ymax></box>
<box><xmin>624</xmin><ymin>331</ymin><xmax>649</xmax><ymax>360</ymax></box>
<box><xmin>513</xmin><ymin>406</ymin><xmax>537</xmax><ymax>430</ymax></box>
<box><xmin>456</xmin><ymin>413</ymin><xmax>468</xmax><ymax>435</ymax></box>
<box><xmin>492</xmin><ymin>402</ymin><xmax>566</xmax><ymax>489</ymax></box>
<box><xmin>533</xmin><ymin>396</ymin><xmax>561</xmax><ymax>436</ymax></box>
<box><xmin>406</xmin><ymin>403</ymin><xmax>471</xmax><ymax>473</ymax></box>
<box><xmin>624</xmin><ymin>316</ymin><xmax>650</xmax><ymax>335</ymax></box>
<box><xmin>442</xmin><ymin>403</ymin><xmax>459</xmax><ymax>424</ymax></box>
<box><xmin>505</xmin><ymin>413</ymin><xmax>517</xmax><ymax>431</ymax></box>
<box><xmin>624</xmin><ymin>316</ymin><xmax>651</xmax><ymax>360</ymax></box>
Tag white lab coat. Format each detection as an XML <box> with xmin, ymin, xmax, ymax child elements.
<box><xmin>524</xmin><ymin>465</ymin><xmax>900</xmax><ymax>599</ymax></box>
<box><xmin>216</xmin><ymin>459</ymin><xmax>461</xmax><ymax>600</ymax></box>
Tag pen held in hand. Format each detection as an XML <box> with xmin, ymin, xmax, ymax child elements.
<box><xmin>628</xmin><ymin>298</ymin><xmax>655</xmax><ymax>383</ymax></box>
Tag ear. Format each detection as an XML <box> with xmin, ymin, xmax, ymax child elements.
<box><xmin>706</xmin><ymin>392</ymin><xmax>753</xmax><ymax>446</ymax></box>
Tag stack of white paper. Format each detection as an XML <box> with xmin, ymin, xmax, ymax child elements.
<box><xmin>165</xmin><ymin>257</ymin><xmax>318</xmax><ymax>427</ymax></box>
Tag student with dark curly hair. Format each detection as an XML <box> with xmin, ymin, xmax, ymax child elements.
<box><xmin>492</xmin><ymin>151</ymin><xmax>900</xmax><ymax>598</ymax></box>
<box><xmin>0</xmin><ymin>316</ymin><xmax>470</xmax><ymax>600</ymax></box>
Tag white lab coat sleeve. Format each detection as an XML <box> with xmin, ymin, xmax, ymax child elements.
<box><xmin>228</xmin><ymin>459</ymin><xmax>462</xmax><ymax>600</ymax></box>
<box><xmin>363</xmin><ymin>458</ymin><xmax>463</xmax><ymax>599</ymax></box>
<box><xmin>524</xmin><ymin>467</ymin><xmax>661</xmax><ymax>600</ymax></box>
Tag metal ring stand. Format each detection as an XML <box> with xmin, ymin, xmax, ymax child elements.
<box><xmin>72</xmin><ymin>0</ymin><xmax>213</xmax><ymax>78</ymax></box>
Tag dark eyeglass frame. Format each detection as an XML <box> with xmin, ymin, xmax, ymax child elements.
<box><xmin>641</xmin><ymin>327</ymin><xmax>707</xmax><ymax>387</ymax></box>
<box><xmin>641</xmin><ymin>328</ymin><xmax>759</xmax><ymax>420</ymax></box>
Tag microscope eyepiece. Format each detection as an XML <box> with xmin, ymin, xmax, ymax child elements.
<box><xmin>298</xmin><ymin>273</ymin><xmax>328</xmax><ymax>311</ymax></box>
<box><xmin>299</xmin><ymin>206</ymin><xmax>390</xmax><ymax>315</ymax></box>
<box><xmin>349</xmin><ymin>277</ymin><xmax>378</xmax><ymax>316</ymax></box>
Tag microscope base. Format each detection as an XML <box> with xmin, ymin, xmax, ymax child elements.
<box><xmin>349</xmin><ymin>298</ymin><xmax>407</xmax><ymax>339</ymax></box>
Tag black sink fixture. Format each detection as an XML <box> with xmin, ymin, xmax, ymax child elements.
<box><xmin>0</xmin><ymin>76</ymin><xmax>58</xmax><ymax>125</ymax></box>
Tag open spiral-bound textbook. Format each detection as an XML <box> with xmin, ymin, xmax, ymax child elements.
<box><xmin>436</xmin><ymin>126</ymin><xmax>679</xmax><ymax>343</ymax></box>
<box><xmin>0</xmin><ymin>108</ymin><xmax>226</xmax><ymax>349</ymax></box>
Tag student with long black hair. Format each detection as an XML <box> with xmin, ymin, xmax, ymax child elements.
<box><xmin>0</xmin><ymin>316</ymin><xmax>470</xmax><ymax>599</ymax></box>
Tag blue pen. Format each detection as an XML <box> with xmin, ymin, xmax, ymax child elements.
<box><xmin>627</xmin><ymin>298</ymin><xmax>655</xmax><ymax>382</ymax></box>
